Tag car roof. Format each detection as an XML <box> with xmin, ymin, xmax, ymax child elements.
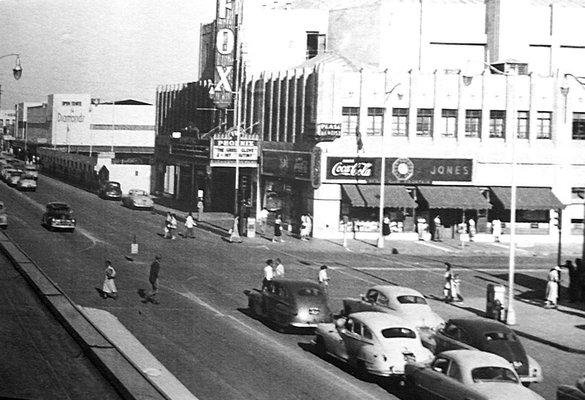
<box><xmin>440</xmin><ymin>350</ymin><xmax>512</xmax><ymax>369</ymax></box>
<box><xmin>447</xmin><ymin>317</ymin><xmax>511</xmax><ymax>335</ymax></box>
<box><xmin>349</xmin><ymin>311</ymin><xmax>416</xmax><ymax>331</ymax></box>
<box><xmin>370</xmin><ymin>285</ymin><xmax>425</xmax><ymax>298</ymax></box>
<box><xmin>47</xmin><ymin>202</ymin><xmax>70</xmax><ymax>209</ymax></box>
<box><xmin>272</xmin><ymin>279</ymin><xmax>323</xmax><ymax>291</ymax></box>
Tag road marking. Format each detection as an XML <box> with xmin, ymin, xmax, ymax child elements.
<box><xmin>342</xmin><ymin>266</ymin><xmax>548</xmax><ymax>273</ymax></box>
<box><xmin>417</xmin><ymin>241</ymin><xmax>454</xmax><ymax>252</ymax></box>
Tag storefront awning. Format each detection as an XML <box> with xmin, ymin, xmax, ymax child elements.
<box><xmin>417</xmin><ymin>186</ymin><xmax>491</xmax><ymax>209</ymax></box>
<box><xmin>490</xmin><ymin>187</ymin><xmax>565</xmax><ymax>210</ymax></box>
<box><xmin>341</xmin><ymin>185</ymin><xmax>417</xmax><ymax>208</ymax></box>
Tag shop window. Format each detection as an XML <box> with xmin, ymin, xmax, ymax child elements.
<box><xmin>62</xmin><ymin>101</ymin><xmax>71</xmax><ymax>106</ymax></box>
<box><xmin>72</xmin><ymin>101</ymin><xmax>82</xmax><ymax>106</ymax></box>
<box><xmin>366</xmin><ymin>107</ymin><xmax>384</xmax><ymax>136</ymax></box>
<box><xmin>489</xmin><ymin>110</ymin><xmax>506</xmax><ymax>138</ymax></box>
<box><xmin>465</xmin><ymin>110</ymin><xmax>481</xmax><ymax>138</ymax></box>
<box><xmin>341</xmin><ymin>107</ymin><xmax>359</xmax><ymax>136</ymax></box>
<box><xmin>571</xmin><ymin>187</ymin><xmax>585</xmax><ymax>201</ymax></box>
<box><xmin>536</xmin><ymin>111</ymin><xmax>552</xmax><ymax>139</ymax></box>
<box><xmin>392</xmin><ymin>108</ymin><xmax>408</xmax><ymax>136</ymax></box>
<box><xmin>441</xmin><ymin>109</ymin><xmax>457</xmax><ymax>138</ymax></box>
<box><xmin>517</xmin><ymin>111</ymin><xmax>529</xmax><ymax>139</ymax></box>
<box><xmin>572</xmin><ymin>112</ymin><xmax>585</xmax><ymax>140</ymax></box>
<box><xmin>416</xmin><ymin>108</ymin><xmax>433</xmax><ymax>137</ymax></box>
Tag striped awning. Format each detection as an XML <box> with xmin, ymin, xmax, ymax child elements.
<box><xmin>417</xmin><ymin>186</ymin><xmax>491</xmax><ymax>209</ymax></box>
<box><xmin>341</xmin><ymin>185</ymin><xmax>417</xmax><ymax>208</ymax></box>
<box><xmin>490</xmin><ymin>187</ymin><xmax>565</xmax><ymax>210</ymax></box>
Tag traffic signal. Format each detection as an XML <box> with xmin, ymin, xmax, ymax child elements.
<box><xmin>551</xmin><ymin>210</ymin><xmax>562</xmax><ymax>229</ymax></box>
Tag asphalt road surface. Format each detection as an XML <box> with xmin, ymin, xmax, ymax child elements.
<box><xmin>2</xmin><ymin>173</ymin><xmax>584</xmax><ymax>400</ymax></box>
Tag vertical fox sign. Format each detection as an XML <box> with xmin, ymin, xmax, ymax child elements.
<box><xmin>213</xmin><ymin>0</ymin><xmax>237</xmax><ymax>109</ymax></box>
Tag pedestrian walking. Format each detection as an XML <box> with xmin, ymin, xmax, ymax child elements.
<box><xmin>318</xmin><ymin>265</ymin><xmax>330</xmax><ymax>293</ymax></box>
<box><xmin>168</xmin><ymin>213</ymin><xmax>178</xmax><ymax>239</ymax></box>
<box><xmin>492</xmin><ymin>219</ymin><xmax>502</xmax><ymax>243</ymax></box>
<box><xmin>273</xmin><ymin>214</ymin><xmax>284</xmax><ymax>242</ymax></box>
<box><xmin>417</xmin><ymin>217</ymin><xmax>427</xmax><ymax>241</ymax></box>
<box><xmin>382</xmin><ymin>216</ymin><xmax>391</xmax><ymax>237</ymax></box>
<box><xmin>443</xmin><ymin>262</ymin><xmax>454</xmax><ymax>302</ymax></box>
<box><xmin>147</xmin><ymin>255</ymin><xmax>162</xmax><ymax>304</ymax></box>
<box><xmin>562</xmin><ymin>260</ymin><xmax>579</xmax><ymax>303</ymax></box>
<box><xmin>229</xmin><ymin>216</ymin><xmax>243</xmax><ymax>243</ymax></box>
<box><xmin>544</xmin><ymin>266</ymin><xmax>561</xmax><ymax>308</ymax></box>
<box><xmin>101</xmin><ymin>260</ymin><xmax>118</xmax><ymax>299</ymax></box>
<box><xmin>433</xmin><ymin>215</ymin><xmax>442</xmax><ymax>241</ymax></box>
<box><xmin>183</xmin><ymin>211</ymin><xmax>196</xmax><ymax>238</ymax></box>
<box><xmin>197</xmin><ymin>198</ymin><xmax>204</xmax><ymax>221</ymax></box>
<box><xmin>258</xmin><ymin>207</ymin><xmax>269</xmax><ymax>235</ymax></box>
<box><xmin>300</xmin><ymin>214</ymin><xmax>309</xmax><ymax>240</ymax></box>
<box><xmin>262</xmin><ymin>259</ymin><xmax>274</xmax><ymax>291</ymax></box>
<box><xmin>274</xmin><ymin>258</ymin><xmax>285</xmax><ymax>278</ymax></box>
<box><xmin>468</xmin><ymin>218</ymin><xmax>476</xmax><ymax>241</ymax></box>
<box><xmin>163</xmin><ymin>211</ymin><xmax>172</xmax><ymax>238</ymax></box>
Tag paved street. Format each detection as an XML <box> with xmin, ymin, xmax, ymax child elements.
<box><xmin>2</xmin><ymin>173</ymin><xmax>585</xmax><ymax>400</ymax></box>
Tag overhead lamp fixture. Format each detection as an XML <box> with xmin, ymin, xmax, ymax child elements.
<box><xmin>12</xmin><ymin>55</ymin><xmax>22</xmax><ymax>80</ymax></box>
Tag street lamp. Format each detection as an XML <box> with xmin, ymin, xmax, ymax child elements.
<box><xmin>463</xmin><ymin>62</ymin><xmax>518</xmax><ymax>325</ymax></box>
<box><xmin>378</xmin><ymin>69</ymin><xmax>402</xmax><ymax>248</ymax></box>
<box><xmin>0</xmin><ymin>53</ymin><xmax>23</xmax><ymax>80</ymax></box>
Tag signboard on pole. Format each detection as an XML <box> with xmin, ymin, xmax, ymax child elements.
<box><xmin>213</xmin><ymin>0</ymin><xmax>237</xmax><ymax>109</ymax></box>
<box><xmin>210</xmin><ymin>132</ymin><xmax>259</xmax><ymax>167</ymax></box>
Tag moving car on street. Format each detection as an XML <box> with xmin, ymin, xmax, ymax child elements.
<box><xmin>23</xmin><ymin>164</ymin><xmax>39</xmax><ymax>179</ymax></box>
<box><xmin>41</xmin><ymin>202</ymin><xmax>76</xmax><ymax>231</ymax></box>
<box><xmin>557</xmin><ymin>374</ymin><xmax>585</xmax><ymax>400</ymax></box>
<box><xmin>314</xmin><ymin>311</ymin><xmax>433</xmax><ymax>378</ymax></box>
<box><xmin>245</xmin><ymin>279</ymin><xmax>332</xmax><ymax>330</ymax></box>
<box><xmin>16</xmin><ymin>173</ymin><xmax>37</xmax><ymax>191</ymax></box>
<box><xmin>98</xmin><ymin>181</ymin><xmax>122</xmax><ymax>200</ymax></box>
<box><xmin>122</xmin><ymin>189</ymin><xmax>154</xmax><ymax>210</ymax></box>
<box><xmin>342</xmin><ymin>285</ymin><xmax>445</xmax><ymax>348</ymax></box>
<box><xmin>432</xmin><ymin>317</ymin><xmax>542</xmax><ymax>385</ymax></box>
<box><xmin>0</xmin><ymin>201</ymin><xmax>7</xmax><ymax>229</ymax></box>
<box><xmin>405</xmin><ymin>350</ymin><xmax>545</xmax><ymax>400</ymax></box>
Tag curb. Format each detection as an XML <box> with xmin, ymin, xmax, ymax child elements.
<box><xmin>512</xmin><ymin>329</ymin><xmax>585</xmax><ymax>355</ymax></box>
<box><xmin>0</xmin><ymin>232</ymin><xmax>169</xmax><ymax>400</ymax></box>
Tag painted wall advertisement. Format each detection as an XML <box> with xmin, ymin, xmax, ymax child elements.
<box><xmin>325</xmin><ymin>157</ymin><xmax>473</xmax><ymax>183</ymax></box>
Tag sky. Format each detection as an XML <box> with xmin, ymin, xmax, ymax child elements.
<box><xmin>0</xmin><ymin>0</ymin><xmax>216</xmax><ymax>109</ymax></box>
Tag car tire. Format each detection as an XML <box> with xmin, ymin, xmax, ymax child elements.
<box><xmin>248</xmin><ymin>298</ymin><xmax>257</xmax><ymax>317</ymax></box>
<box><xmin>522</xmin><ymin>382</ymin><xmax>530</xmax><ymax>388</ymax></box>
<box><xmin>314</xmin><ymin>335</ymin><xmax>327</xmax><ymax>357</ymax></box>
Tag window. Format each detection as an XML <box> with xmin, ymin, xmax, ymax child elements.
<box><xmin>381</xmin><ymin>327</ymin><xmax>416</xmax><ymax>339</ymax></box>
<box><xmin>416</xmin><ymin>108</ymin><xmax>433</xmax><ymax>137</ymax></box>
<box><xmin>572</xmin><ymin>112</ymin><xmax>585</xmax><ymax>140</ymax></box>
<box><xmin>363</xmin><ymin>326</ymin><xmax>373</xmax><ymax>340</ymax></box>
<box><xmin>489</xmin><ymin>110</ymin><xmax>506</xmax><ymax>138</ymax></box>
<box><xmin>432</xmin><ymin>358</ymin><xmax>450</xmax><ymax>375</ymax></box>
<box><xmin>341</xmin><ymin>107</ymin><xmax>359</xmax><ymax>136</ymax></box>
<box><xmin>536</xmin><ymin>111</ymin><xmax>552</xmax><ymax>139</ymax></box>
<box><xmin>352</xmin><ymin>321</ymin><xmax>363</xmax><ymax>335</ymax></box>
<box><xmin>376</xmin><ymin>293</ymin><xmax>389</xmax><ymax>306</ymax></box>
<box><xmin>471</xmin><ymin>367</ymin><xmax>518</xmax><ymax>383</ymax></box>
<box><xmin>392</xmin><ymin>108</ymin><xmax>408</xmax><ymax>136</ymax></box>
<box><xmin>62</xmin><ymin>101</ymin><xmax>71</xmax><ymax>106</ymax></box>
<box><xmin>517</xmin><ymin>111</ymin><xmax>529</xmax><ymax>139</ymax></box>
<box><xmin>465</xmin><ymin>110</ymin><xmax>481</xmax><ymax>137</ymax></box>
<box><xmin>441</xmin><ymin>109</ymin><xmax>457</xmax><ymax>137</ymax></box>
<box><xmin>397</xmin><ymin>295</ymin><xmax>427</xmax><ymax>305</ymax></box>
<box><xmin>366</xmin><ymin>107</ymin><xmax>384</xmax><ymax>135</ymax></box>
<box><xmin>72</xmin><ymin>101</ymin><xmax>82</xmax><ymax>106</ymax></box>
<box><xmin>447</xmin><ymin>361</ymin><xmax>463</xmax><ymax>381</ymax></box>
<box><xmin>306</xmin><ymin>31</ymin><xmax>326</xmax><ymax>59</ymax></box>
<box><xmin>572</xmin><ymin>187</ymin><xmax>585</xmax><ymax>201</ymax></box>
<box><xmin>366</xmin><ymin>290</ymin><xmax>378</xmax><ymax>302</ymax></box>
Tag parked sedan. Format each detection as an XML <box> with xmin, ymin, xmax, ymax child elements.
<box><xmin>432</xmin><ymin>317</ymin><xmax>542</xmax><ymax>385</ymax></box>
<box><xmin>122</xmin><ymin>189</ymin><xmax>154</xmax><ymax>210</ymax></box>
<box><xmin>41</xmin><ymin>202</ymin><xmax>76</xmax><ymax>231</ymax></box>
<box><xmin>16</xmin><ymin>173</ymin><xmax>37</xmax><ymax>191</ymax></box>
<box><xmin>6</xmin><ymin>169</ymin><xmax>23</xmax><ymax>186</ymax></box>
<box><xmin>245</xmin><ymin>279</ymin><xmax>332</xmax><ymax>329</ymax></box>
<box><xmin>314</xmin><ymin>311</ymin><xmax>433</xmax><ymax>377</ymax></box>
<box><xmin>343</xmin><ymin>285</ymin><xmax>445</xmax><ymax>348</ymax></box>
<box><xmin>0</xmin><ymin>201</ymin><xmax>7</xmax><ymax>229</ymax></box>
<box><xmin>405</xmin><ymin>350</ymin><xmax>544</xmax><ymax>400</ymax></box>
<box><xmin>557</xmin><ymin>374</ymin><xmax>585</xmax><ymax>400</ymax></box>
<box><xmin>98</xmin><ymin>181</ymin><xmax>122</xmax><ymax>200</ymax></box>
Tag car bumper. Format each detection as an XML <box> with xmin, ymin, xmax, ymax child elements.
<box><xmin>50</xmin><ymin>222</ymin><xmax>76</xmax><ymax>229</ymax></box>
<box><xmin>131</xmin><ymin>202</ymin><xmax>153</xmax><ymax>208</ymax></box>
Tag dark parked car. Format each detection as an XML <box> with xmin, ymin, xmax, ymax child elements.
<box><xmin>98</xmin><ymin>181</ymin><xmax>122</xmax><ymax>200</ymax></box>
<box><xmin>432</xmin><ymin>317</ymin><xmax>542</xmax><ymax>385</ymax></box>
<box><xmin>245</xmin><ymin>279</ymin><xmax>333</xmax><ymax>330</ymax></box>
<box><xmin>557</xmin><ymin>374</ymin><xmax>585</xmax><ymax>400</ymax></box>
<box><xmin>42</xmin><ymin>202</ymin><xmax>76</xmax><ymax>231</ymax></box>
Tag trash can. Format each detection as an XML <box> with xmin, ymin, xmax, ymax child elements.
<box><xmin>486</xmin><ymin>284</ymin><xmax>505</xmax><ymax>321</ymax></box>
<box><xmin>246</xmin><ymin>217</ymin><xmax>256</xmax><ymax>238</ymax></box>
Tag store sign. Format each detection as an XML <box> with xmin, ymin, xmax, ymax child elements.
<box><xmin>210</xmin><ymin>136</ymin><xmax>258</xmax><ymax>166</ymax></box>
<box><xmin>325</xmin><ymin>157</ymin><xmax>472</xmax><ymax>183</ymax></box>
<box><xmin>170</xmin><ymin>136</ymin><xmax>210</xmax><ymax>161</ymax></box>
<box><xmin>262</xmin><ymin>149</ymin><xmax>312</xmax><ymax>181</ymax></box>
<box><xmin>213</xmin><ymin>0</ymin><xmax>236</xmax><ymax>109</ymax></box>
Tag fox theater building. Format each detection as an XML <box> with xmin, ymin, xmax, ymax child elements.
<box><xmin>155</xmin><ymin>0</ymin><xmax>584</xmax><ymax>242</ymax></box>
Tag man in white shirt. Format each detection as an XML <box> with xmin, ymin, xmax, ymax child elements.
<box><xmin>258</xmin><ymin>208</ymin><xmax>269</xmax><ymax>235</ymax></box>
<box><xmin>262</xmin><ymin>259</ymin><xmax>274</xmax><ymax>291</ymax></box>
<box><xmin>183</xmin><ymin>212</ymin><xmax>196</xmax><ymax>238</ymax></box>
<box><xmin>274</xmin><ymin>258</ymin><xmax>285</xmax><ymax>278</ymax></box>
<box><xmin>318</xmin><ymin>265</ymin><xmax>330</xmax><ymax>293</ymax></box>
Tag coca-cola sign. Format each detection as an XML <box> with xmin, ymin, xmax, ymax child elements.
<box><xmin>326</xmin><ymin>157</ymin><xmax>380</xmax><ymax>181</ymax></box>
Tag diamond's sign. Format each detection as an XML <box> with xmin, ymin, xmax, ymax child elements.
<box><xmin>213</xmin><ymin>0</ymin><xmax>236</xmax><ymax>109</ymax></box>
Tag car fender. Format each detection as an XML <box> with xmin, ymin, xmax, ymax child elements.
<box><xmin>317</xmin><ymin>324</ymin><xmax>348</xmax><ymax>360</ymax></box>
<box><xmin>523</xmin><ymin>354</ymin><xmax>543</xmax><ymax>383</ymax></box>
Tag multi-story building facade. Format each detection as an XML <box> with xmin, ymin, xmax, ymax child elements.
<box><xmin>0</xmin><ymin>108</ymin><xmax>16</xmax><ymax>150</ymax></box>
<box><xmin>156</xmin><ymin>0</ymin><xmax>585</xmax><ymax>242</ymax></box>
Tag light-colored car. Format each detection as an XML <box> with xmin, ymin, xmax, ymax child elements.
<box><xmin>1</xmin><ymin>167</ymin><xmax>18</xmax><ymax>182</ymax></box>
<box><xmin>16</xmin><ymin>173</ymin><xmax>37</xmax><ymax>191</ymax></box>
<box><xmin>0</xmin><ymin>201</ymin><xmax>7</xmax><ymax>229</ymax></box>
<box><xmin>23</xmin><ymin>164</ymin><xmax>39</xmax><ymax>179</ymax></box>
<box><xmin>343</xmin><ymin>285</ymin><xmax>445</xmax><ymax>348</ymax></box>
<box><xmin>405</xmin><ymin>350</ymin><xmax>545</xmax><ymax>400</ymax></box>
<box><xmin>432</xmin><ymin>317</ymin><xmax>542</xmax><ymax>385</ymax></box>
<box><xmin>122</xmin><ymin>189</ymin><xmax>154</xmax><ymax>210</ymax></box>
<box><xmin>6</xmin><ymin>169</ymin><xmax>23</xmax><ymax>186</ymax></box>
<box><xmin>314</xmin><ymin>311</ymin><xmax>434</xmax><ymax>377</ymax></box>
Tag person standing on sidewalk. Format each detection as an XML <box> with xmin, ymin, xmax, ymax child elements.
<box><xmin>318</xmin><ymin>265</ymin><xmax>330</xmax><ymax>294</ymax></box>
<box><xmin>273</xmin><ymin>214</ymin><xmax>284</xmax><ymax>242</ymax></box>
<box><xmin>443</xmin><ymin>262</ymin><xmax>454</xmax><ymax>302</ymax></box>
<box><xmin>258</xmin><ymin>207</ymin><xmax>269</xmax><ymax>235</ymax></box>
<box><xmin>169</xmin><ymin>214</ymin><xmax>178</xmax><ymax>239</ymax></box>
<box><xmin>163</xmin><ymin>212</ymin><xmax>172</xmax><ymax>238</ymax></box>
<box><xmin>146</xmin><ymin>255</ymin><xmax>162</xmax><ymax>304</ymax></box>
<box><xmin>262</xmin><ymin>259</ymin><xmax>274</xmax><ymax>291</ymax></box>
<box><xmin>492</xmin><ymin>219</ymin><xmax>502</xmax><ymax>243</ymax></box>
<box><xmin>183</xmin><ymin>212</ymin><xmax>196</xmax><ymax>238</ymax></box>
<box><xmin>101</xmin><ymin>260</ymin><xmax>118</xmax><ymax>299</ymax></box>
<box><xmin>274</xmin><ymin>258</ymin><xmax>285</xmax><ymax>278</ymax></box>
<box><xmin>433</xmin><ymin>215</ymin><xmax>442</xmax><ymax>242</ymax></box>
<box><xmin>544</xmin><ymin>266</ymin><xmax>561</xmax><ymax>308</ymax></box>
<box><xmin>197</xmin><ymin>198</ymin><xmax>204</xmax><ymax>221</ymax></box>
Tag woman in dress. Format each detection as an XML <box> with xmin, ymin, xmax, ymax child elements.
<box><xmin>273</xmin><ymin>214</ymin><xmax>283</xmax><ymax>242</ymax></box>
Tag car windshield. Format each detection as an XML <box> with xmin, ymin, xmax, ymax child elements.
<box><xmin>485</xmin><ymin>332</ymin><xmax>515</xmax><ymax>342</ymax></box>
<box><xmin>297</xmin><ymin>287</ymin><xmax>324</xmax><ymax>297</ymax></box>
<box><xmin>20</xmin><ymin>173</ymin><xmax>35</xmax><ymax>179</ymax></box>
<box><xmin>471</xmin><ymin>367</ymin><xmax>519</xmax><ymax>383</ymax></box>
<box><xmin>106</xmin><ymin>182</ymin><xmax>121</xmax><ymax>189</ymax></box>
<box><xmin>397</xmin><ymin>295</ymin><xmax>427</xmax><ymax>305</ymax></box>
<box><xmin>381</xmin><ymin>327</ymin><xmax>416</xmax><ymax>339</ymax></box>
<box><xmin>132</xmin><ymin>190</ymin><xmax>147</xmax><ymax>196</ymax></box>
<box><xmin>25</xmin><ymin>165</ymin><xmax>38</xmax><ymax>171</ymax></box>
